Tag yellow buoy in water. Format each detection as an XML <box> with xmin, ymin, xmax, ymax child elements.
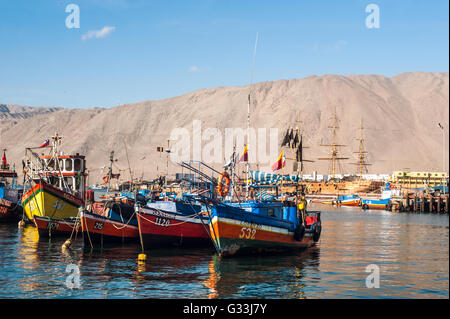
<box><xmin>62</xmin><ymin>239</ymin><xmax>72</xmax><ymax>250</ymax></box>
<box><xmin>138</xmin><ymin>253</ymin><xmax>147</xmax><ymax>262</ymax></box>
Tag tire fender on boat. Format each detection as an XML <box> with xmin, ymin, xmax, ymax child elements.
<box><xmin>313</xmin><ymin>224</ymin><xmax>322</xmax><ymax>242</ymax></box>
<box><xmin>294</xmin><ymin>224</ymin><xmax>305</xmax><ymax>241</ymax></box>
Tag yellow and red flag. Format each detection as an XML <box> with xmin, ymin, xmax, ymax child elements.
<box><xmin>271</xmin><ymin>150</ymin><xmax>286</xmax><ymax>171</ymax></box>
<box><xmin>237</xmin><ymin>144</ymin><xmax>248</xmax><ymax>163</ymax></box>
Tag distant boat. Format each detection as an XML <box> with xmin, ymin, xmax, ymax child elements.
<box><xmin>320</xmin><ymin>194</ymin><xmax>360</xmax><ymax>207</ymax></box>
<box><xmin>360</xmin><ymin>183</ymin><xmax>396</xmax><ymax>210</ymax></box>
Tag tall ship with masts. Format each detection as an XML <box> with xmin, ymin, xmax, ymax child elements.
<box><xmin>21</xmin><ymin>134</ymin><xmax>87</xmax><ymax>230</ymax></box>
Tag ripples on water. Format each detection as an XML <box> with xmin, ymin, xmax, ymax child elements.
<box><xmin>0</xmin><ymin>204</ymin><xmax>448</xmax><ymax>299</ymax></box>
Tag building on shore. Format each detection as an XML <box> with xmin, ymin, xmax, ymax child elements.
<box><xmin>390</xmin><ymin>171</ymin><xmax>448</xmax><ymax>189</ymax></box>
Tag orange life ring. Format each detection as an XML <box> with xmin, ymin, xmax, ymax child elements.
<box><xmin>217</xmin><ymin>171</ymin><xmax>231</xmax><ymax>197</ymax></box>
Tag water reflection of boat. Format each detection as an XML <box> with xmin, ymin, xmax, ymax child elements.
<box><xmin>202</xmin><ymin>248</ymin><xmax>320</xmax><ymax>298</ymax></box>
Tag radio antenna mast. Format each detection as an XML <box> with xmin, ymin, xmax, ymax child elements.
<box><xmin>245</xmin><ymin>32</ymin><xmax>258</xmax><ymax>200</ymax></box>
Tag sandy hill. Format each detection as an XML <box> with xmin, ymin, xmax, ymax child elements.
<box><xmin>1</xmin><ymin>71</ymin><xmax>448</xmax><ymax>185</ymax></box>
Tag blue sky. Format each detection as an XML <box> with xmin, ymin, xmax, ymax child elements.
<box><xmin>0</xmin><ymin>0</ymin><xmax>448</xmax><ymax>108</ymax></box>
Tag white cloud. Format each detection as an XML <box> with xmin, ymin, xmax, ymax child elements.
<box><xmin>188</xmin><ymin>66</ymin><xmax>199</xmax><ymax>72</ymax></box>
<box><xmin>82</xmin><ymin>26</ymin><xmax>116</xmax><ymax>40</ymax></box>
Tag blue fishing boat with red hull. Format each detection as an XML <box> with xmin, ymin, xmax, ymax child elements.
<box><xmin>178</xmin><ymin>160</ymin><xmax>322</xmax><ymax>257</ymax></box>
<box><xmin>208</xmin><ymin>200</ymin><xmax>321</xmax><ymax>257</ymax></box>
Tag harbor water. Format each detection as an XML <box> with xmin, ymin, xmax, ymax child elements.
<box><xmin>0</xmin><ymin>204</ymin><xmax>448</xmax><ymax>299</ymax></box>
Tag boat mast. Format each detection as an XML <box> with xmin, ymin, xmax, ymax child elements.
<box><xmin>350</xmin><ymin>117</ymin><xmax>370</xmax><ymax>181</ymax></box>
<box><xmin>318</xmin><ymin>106</ymin><xmax>349</xmax><ymax>179</ymax></box>
<box><xmin>108</xmin><ymin>150</ymin><xmax>114</xmax><ymax>192</ymax></box>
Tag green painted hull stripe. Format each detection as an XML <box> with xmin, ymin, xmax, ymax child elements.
<box><xmin>21</xmin><ymin>187</ymin><xmax>80</xmax><ymax>208</ymax></box>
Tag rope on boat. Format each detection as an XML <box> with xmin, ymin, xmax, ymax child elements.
<box><xmin>181</xmin><ymin>197</ymin><xmax>221</xmax><ymax>255</ymax></box>
<box><xmin>110</xmin><ymin>210</ymin><xmax>136</xmax><ymax>230</ymax></box>
<box><xmin>83</xmin><ymin>211</ymin><xmax>94</xmax><ymax>249</ymax></box>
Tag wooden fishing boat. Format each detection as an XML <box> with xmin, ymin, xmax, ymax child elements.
<box><xmin>0</xmin><ymin>150</ymin><xmax>23</xmax><ymax>222</ymax></box>
<box><xmin>136</xmin><ymin>200</ymin><xmax>212</xmax><ymax>248</ymax></box>
<box><xmin>80</xmin><ymin>201</ymin><xmax>139</xmax><ymax>245</ymax></box>
<box><xmin>208</xmin><ymin>200</ymin><xmax>321</xmax><ymax>257</ymax></box>
<box><xmin>177</xmin><ymin>160</ymin><xmax>322</xmax><ymax>257</ymax></box>
<box><xmin>20</xmin><ymin>134</ymin><xmax>87</xmax><ymax>236</ymax></box>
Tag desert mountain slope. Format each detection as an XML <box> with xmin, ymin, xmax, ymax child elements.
<box><xmin>1</xmin><ymin>72</ymin><xmax>448</xmax><ymax>184</ymax></box>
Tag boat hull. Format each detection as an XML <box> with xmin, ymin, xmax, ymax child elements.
<box><xmin>80</xmin><ymin>210</ymin><xmax>139</xmax><ymax>244</ymax></box>
<box><xmin>209</xmin><ymin>215</ymin><xmax>316</xmax><ymax>257</ymax></box>
<box><xmin>136</xmin><ymin>206</ymin><xmax>212</xmax><ymax>248</ymax></box>
<box><xmin>33</xmin><ymin>215</ymin><xmax>79</xmax><ymax>237</ymax></box>
<box><xmin>361</xmin><ymin>198</ymin><xmax>389</xmax><ymax>210</ymax></box>
<box><xmin>21</xmin><ymin>182</ymin><xmax>83</xmax><ymax>221</ymax></box>
<box><xmin>0</xmin><ymin>198</ymin><xmax>23</xmax><ymax>222</ymax></box>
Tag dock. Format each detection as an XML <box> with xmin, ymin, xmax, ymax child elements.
<box><xmin>389</xmin><ymin>194</ymin><xmax>449</xmax><ymax>214</ymax></box>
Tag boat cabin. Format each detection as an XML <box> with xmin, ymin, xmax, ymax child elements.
<box><xmin>37</xmin><ymin>154</ymin><xmax>87</xmax><ymax>198</ymax></box>
<box><xmin>229</xmin><ymin>201</ymin><xmax>299</xmax><ymax>224</ymax></box>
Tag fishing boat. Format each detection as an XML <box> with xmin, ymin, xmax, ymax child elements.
<box><xmin>20</xmin><ymin>134</ymin><xmax>87</xmax><ymax>235</ymax></box>
<box><xmin>80</xmin><ymin>200</ymin><xmax>139</xmax><ymax>245</ymax></box>
<box><xmin>360</xmin><ymin>183</ymin><xmax>397</xmax><ymax>210</ymax></box>
<box><xmin>178</xmin><ymin>160</ymin><xmax>322</xmax><ymax>257</ymax></box>
<box><xmin>136</xmin><ymin>199</ymin><xmax>212</xmax><ymax>248</ymax></box>
<box><xmin>320</xmin><ymin>194</ymin><xmax>360</xmax><ymax>206</ymax></box>
<box><xmin>207</xmin><ymin>197</ymin><xmax>321</xmax><ymax>257</ymax></box>
<box><xmin>0</xmin><ymin>150</ymin><xmax>23</xmax><ymax>222</ymax></box>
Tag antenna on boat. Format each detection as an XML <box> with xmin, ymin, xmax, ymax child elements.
<box><xmin>245</xmin><ymin>31</ymin><xmax>259</xmax><ymax>200</ymax></box>
<box><xmin>123</xmin><ymin>138</ymin><xmax>133</xmax><ymax>191</ymax></box>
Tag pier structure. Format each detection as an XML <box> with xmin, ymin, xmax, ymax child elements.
<box><xmin>388</xmin><ymin>193</ymin><xmax>448</xmax><ymax>214</ymax></box>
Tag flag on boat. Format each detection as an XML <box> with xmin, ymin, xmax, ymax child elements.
<box><xmin>1</xmin><ymin>150</ymin><xmax>6</xmax><ymax>167</ymax></box>
<box><xmin>271</xmin><ymin>150</ymin><xmax>286</xmax><ymax>171</ymax></box>
<box><xmin>39</xmin><ymin>139</ymin><xmax>50</xmax><ymax>148</ymax></box>
<box><xmin>237</xmin><ymin>144</ymin><xmax>248</xmax><ymax>163</ymax></box>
